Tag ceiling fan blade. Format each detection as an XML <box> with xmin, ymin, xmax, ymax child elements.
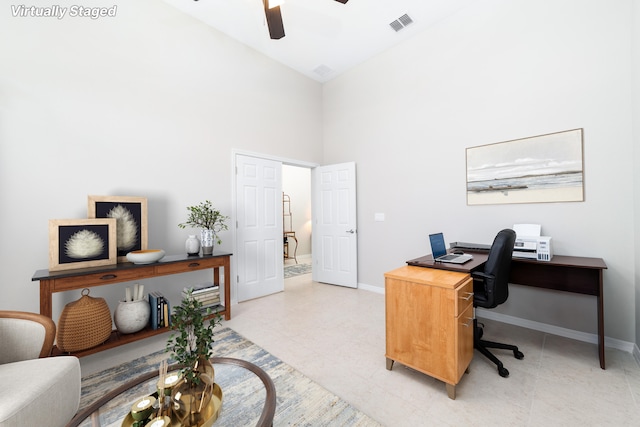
<box><xmin>263</xmin><ymin>0</ymin><xmax>285</xmax><ymax>39</ymax></box>
<box><xmin>334</xmin><ymin>0</ymin><xmax>349</xmax><ymax>4</ymax></box>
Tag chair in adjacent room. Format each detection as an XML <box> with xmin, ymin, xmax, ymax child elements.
<box><xmin>472</xmin><ymin>228</ymin><xmax>524</xmax><ymax>378</ymax></box>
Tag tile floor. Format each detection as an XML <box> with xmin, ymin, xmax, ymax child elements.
<box><xmin>81</xmin><ymin>272</ymin><xmax>640</xmax><ymax>426</ymax></box>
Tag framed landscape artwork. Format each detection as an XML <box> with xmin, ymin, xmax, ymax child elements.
<box><xmin>466</xmin><ymin>129</ymin><xmax>584</xmax><ymax>205</ymax></box>
<box><xmin>88</xmin><ymin>195</ymin><xmax>148</xmax><ymax>261</ymax></box>
<box><xmin>49</xmin><ymin>218</ymin><xmax>117</xmax><ymax>271</ymax></box>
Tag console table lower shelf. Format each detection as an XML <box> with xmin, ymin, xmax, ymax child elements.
<box><xmin>32</xmin><ymin>252</ymin><xmax>231</xmax><ymax>358</ymax></box>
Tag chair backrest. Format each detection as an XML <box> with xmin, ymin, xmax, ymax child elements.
<box><xmin>481</xmin><ymin>228</ymin><xmax>517</xmax><ymax>307</ymax></box>
<box><xmin>0</xmin><ymin>311</ymin><xmax>56</xmax><ymax>364</ymax></box>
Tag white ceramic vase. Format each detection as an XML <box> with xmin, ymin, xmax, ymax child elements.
<box><xmin>114</xmin><ymin>299</ymin><xmax>150</xmax><ymax>334</ymax></box>
<box><xmin>185</xmin><ymin>235</ymin><xmax>200</xmax><ymax>255</ymax></box>
<box><xmin>200</xmin><ymin>229</ymin><xmax>214</xmax><ymax>255</ymax></box>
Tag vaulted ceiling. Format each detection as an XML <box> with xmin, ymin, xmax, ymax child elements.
<box><xmin>162</xmin><ymin>0</ymin><xmax>473</xmax><ymax>82</ymax></box>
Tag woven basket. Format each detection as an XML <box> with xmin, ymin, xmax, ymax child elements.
<box><xmin>57</xmin><ymin>288</ymin><xmax>113</xmax><ymax>353</ymax></box>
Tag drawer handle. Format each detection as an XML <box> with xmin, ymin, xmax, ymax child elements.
<box><xmin>460</xmin><ymin>292</ymin><xmax>474</xmax><ymax>301</ymax></box>
<box><xmin>100</xmin><ymin>274</ymin><xmax>117</xmax><ymax>280</ymax></box>
<box><xmin>462</xmin><ymin>317</ymin><xmax>474</xmax><ymax>327</ymax></box>
<box><xmin>188</xmin><ymin>263</ymin><xmax>201</xmax><ymax>268</ymax></box>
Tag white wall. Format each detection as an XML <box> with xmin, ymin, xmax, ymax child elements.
<box><xmin>283</xmin><ymin>165</ymin><xmax>312</xmax><ymax>258</ymax></box>
<box><xmin>633</xmin><ymin>0</ymin><xmax>640</xmax><ymax>349</ymax></box>
<box><xmin>323</xmin><ymin>0</ymin><xmax>637</xmax><ymax>343</ymax></box>
<box><xmin>1</xmin><ymin>0</ymin><xmax>637</xmax><ymax>348</ymax></box>
<box><xmin>0</xmin><ymin>0</ymin><xmax>322</xmax><ymax>320</ymax></box>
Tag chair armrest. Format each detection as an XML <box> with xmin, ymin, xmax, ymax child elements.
<box><xmin>472</xmin><ymin>272</ymin><xmax>496</xmax><ymax>307</ymax></box>
<box><xmin>0</xmin><ymin>311</ymin><xmax>56</xmax><ymax>361</ymax></box>
<box><xmin>472</xmin><ymin>271</ymin><xmax>495</xmax><ymax>282</ymax></box>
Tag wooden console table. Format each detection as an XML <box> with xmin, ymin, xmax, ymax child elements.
<box><xmin>32</xmin><ymin>252</ymin><xmax>231</xmax><ymax>357</ymax></box>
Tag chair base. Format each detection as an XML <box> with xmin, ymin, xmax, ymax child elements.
<box><xmin>474</xmin><ymin>319</ymin><xmax>524</xmax><ymax>378</ymax></box>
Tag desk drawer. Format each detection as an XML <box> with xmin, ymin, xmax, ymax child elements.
<box><xmin>455</xmin><ymin>278</ymin><xmax>474</xmax><ymax>317</ymax></box>
<box><xmin>50</xmin><ymin>267</ymin><xmax>154</xmax><ymax>291</ymax></box>
<box><xmin>155</xmin><ymin>258</ymin><xmax>221</xmax><ymax>275</ymax></box>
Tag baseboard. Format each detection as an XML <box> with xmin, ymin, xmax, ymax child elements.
<box><xmin>358</xmin><ymin>282</ymin><xmax>384</xmax><ymax>294</ymax></box>
<box><xmin>359</xmin><ymin>283</ymin><xmax>637</xmax><ymax>356</ymax></box>
<box><xmin>476</xmin><ymin>308</ymin><xmax>636</xmax><ymax>354</ymax></box>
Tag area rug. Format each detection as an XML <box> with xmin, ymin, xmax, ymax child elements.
<box><xmin>80</xmin><ymin>327</ymin><xmax>380</xmax><ymax>426</ymax></box>
<box><xmin>284</xmin><ymin>262</ymin><xmax>312</xmax><ymax>279</ymax></box>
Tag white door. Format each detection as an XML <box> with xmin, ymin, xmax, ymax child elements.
<box><xmin>236</xmin><ymin>155</ymin><xmax>283</xmax><ymax>301</ymax></box>
<box><xmin>312</xmin><ymin>162</ymin><xmax>358</xmax><ymax>288</ymax></box>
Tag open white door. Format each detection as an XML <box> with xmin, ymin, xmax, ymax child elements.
<box><xmin>312</xmin><ymin>162</ymin><xmax>358</xmax><ymax>288</ymax></box>
<box><xmin>236</xmin><ymin>154</ymin><xmax>283</xmax><ymax>301</ymax></box>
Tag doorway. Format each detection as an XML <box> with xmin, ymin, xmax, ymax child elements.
<box><xmin>283</xmin><ymin>165</ymin><xmax>312</xmax><ymax>276</ymax></box>
<box><xmin>233</xmin><ymin>152</ymin><xmax>357</xmax><ymax>303</ymax></box>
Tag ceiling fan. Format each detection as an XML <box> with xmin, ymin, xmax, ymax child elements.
<box><xmin>263</xmin><ymin>0</ymin><xmax>349</xmax><ymax>40</ymax></box>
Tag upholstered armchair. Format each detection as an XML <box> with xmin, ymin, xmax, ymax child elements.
<box><xmin>0</xmin><ymin>311</ymin><xmax>81</xmax><ymax>427</ymax></box>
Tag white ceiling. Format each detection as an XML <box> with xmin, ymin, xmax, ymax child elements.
<box><xmin>162</xmin><ymin>0</ymin><xmax>474</xmax><ymax>83</ymax></box>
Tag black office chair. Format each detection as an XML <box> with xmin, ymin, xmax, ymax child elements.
<box><xmin>473</xmin><ymin>228</ymin><xmax>524</xmax><ymax>378</ymax></box>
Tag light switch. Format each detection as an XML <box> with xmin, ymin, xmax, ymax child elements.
<box><xmin>375</xmin><ymin>213</ymin><xmax>385</xmax><ymax>222</ymax></box>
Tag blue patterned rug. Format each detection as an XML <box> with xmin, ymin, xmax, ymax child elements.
<box><xmin>284</xmin><ymin>262</ymin><xmax>312</xmax><ymax>279</ymax></box>
<box><xmin>80</xmin><ymin>327</ymin><xmax>380</xmax><ymax>426</ymax></box>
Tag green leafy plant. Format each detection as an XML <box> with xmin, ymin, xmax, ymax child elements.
<box><xmin>178</xmin><ymin>200</ymin><xmax>229</xmax><ymax>245</ymax></box>
<box><xmin>165</xmin><ymin>289</ymin><xmax>222</xmax><ymax>384</ymax></box>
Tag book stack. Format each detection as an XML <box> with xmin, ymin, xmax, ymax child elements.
<box><xmin>149</xmin><ymin>291</ymin><xmax>171</xmax><ymax>330</ymax></box>
<box><xmin>183</xmin><ymin>282</ymin><xmax>221</xmax><ymax>312</ymax></box>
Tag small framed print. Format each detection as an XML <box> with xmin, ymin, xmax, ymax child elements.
<box><xmin>49</xmin><ymin>218</ymin><xmax>117</xmax><ymax>272</ymax></box>
<box><xmin>88</xmin><ymin>195</ymin><xmax>148</xmax><ymax>261</ymax></box>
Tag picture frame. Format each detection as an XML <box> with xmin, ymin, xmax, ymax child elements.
<box><xmin>88</xmin><ymin>195</ymin><xmax>148</xmax><ymax>261</ymax></box>
<box><xmin>466</xmin><ymin>128</ymin><xmax>584</xmax><ymax>205</ymax></box>
<box><xmin>49</xmin><ymin>218</ymin><xmax>117</xmax><ymax>272</ymax></box>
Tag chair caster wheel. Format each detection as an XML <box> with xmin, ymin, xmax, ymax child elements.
<box><xmin>514</xmin><ymin>350</ymin><xmax>524</xmax><ymax>360</ymax></box>
<box><xmin>498</xmin><ymin>367</ymin><xmax>509</xmax><ymax>378</ymax></box>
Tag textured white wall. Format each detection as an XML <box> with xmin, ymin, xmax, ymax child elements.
<box><xmin>1</xmin><ymin>0</ymin><xmax>637</xmax><ymax>347</ymax></box>
<box><xmin>0</xmin><ymin>0</ymin><xmax>322</xmax><ymax>319</ymax></box>
<box><xmin>633</xmin><ymin>0</ymin><xmax>640</xmax><ymax>349</ymax></box>
<box><xmin>323</xmin><ymin>0</ymin><xmax>637</xmax><ymax>342</ymax></box>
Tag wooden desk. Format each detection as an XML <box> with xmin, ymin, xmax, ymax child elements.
<box><xmin>32</xmin><ymin>252</ymin><xmax>231</xmax><ymax>357</ymax></box>
<box><xmin>407</xmin><ymin>253</ymin><xmax>608</xmax><ymax>368</ymax></box>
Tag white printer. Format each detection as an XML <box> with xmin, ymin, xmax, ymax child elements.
<box><xmin>512</xmin><ymin>224</ymin><xmax>553</xmax><ymax>261</ymax></box>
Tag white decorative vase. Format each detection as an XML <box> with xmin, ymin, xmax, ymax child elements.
<box><xmin>201</xmin><ymin>229</ymin><xmax>214</xmax><ymax>255</ymax></box>
<box><xmin>185</xmin><ymin>235</ymin><xmax>200</xmax><ymax>256</ymax></box>
<box><xmin>114</xmin><ymin>299</ymin><xmax>150</xmax><ymax>334</ymax></box>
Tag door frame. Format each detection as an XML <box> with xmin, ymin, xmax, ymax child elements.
<box><xmin>231</xmin><ymin>149</ymin><xmax>318</xmax><ymax>305</ymax></box>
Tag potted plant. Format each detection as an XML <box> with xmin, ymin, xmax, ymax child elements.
<box><xmin>178</xmin><ymin>200</ymin><xmax>229</xmax><ymax>255</ymax></box>
<box><xmin>165</xmin><ymin>289</ymin><xmax>222</xmax><ymax>425</ymax></box>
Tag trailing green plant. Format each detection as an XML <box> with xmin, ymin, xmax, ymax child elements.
<box><xmin>165</xmin><ymin>289</ymin><xmax>222</xmax><ymax>385</ymax></box>
<box><xmin>178</xmin><ymin>200</ymin><xmax>229</xmax><ymax>245</ymax></box>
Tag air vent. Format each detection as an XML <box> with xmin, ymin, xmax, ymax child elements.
<box><xmin>389</xmin><ymin>13</ymin><xmax>413</xmax><ymax>32</ymax></box>
<box><xmin>313</xmin><ymin>64</ymin><xmax>333</xmax><ymax>78</ymax></box>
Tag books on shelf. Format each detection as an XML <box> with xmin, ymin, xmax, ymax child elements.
<box><xmin>185</xmin><ymin>282</ymin><xmax>219</xmax><ymax>294</ymax></box>
<box><xmin>149</xmin><ymin>291</ymin><xmax>171</xmax><ymax>330</ymax></box>
<box><xmin>183</xmin><ymin>282</ymin><xmax>222</xmax><ymax>313</ymax></box>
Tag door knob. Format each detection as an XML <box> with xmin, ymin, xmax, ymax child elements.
<box><xmin>346</xmin><ymin>229</ymin><xmax>356</xmax><ymax>234</ymax></box>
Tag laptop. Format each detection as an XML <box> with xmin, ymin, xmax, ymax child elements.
<box><xmin>429</xmin><ymin>233</ymin><xmax>474</xmax><ymax>264</ymax></box>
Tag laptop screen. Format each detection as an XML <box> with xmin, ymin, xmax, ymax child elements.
<box><xmin>429</xmin><ymin>233</ymin><xmax>448</xmax><ymax>258</ymax></box>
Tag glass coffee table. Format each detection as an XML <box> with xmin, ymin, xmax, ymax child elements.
<box><xmin>67</xmin><ymin>357</ymin><xmax>276</xmax><ymax>427</ymax></box>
